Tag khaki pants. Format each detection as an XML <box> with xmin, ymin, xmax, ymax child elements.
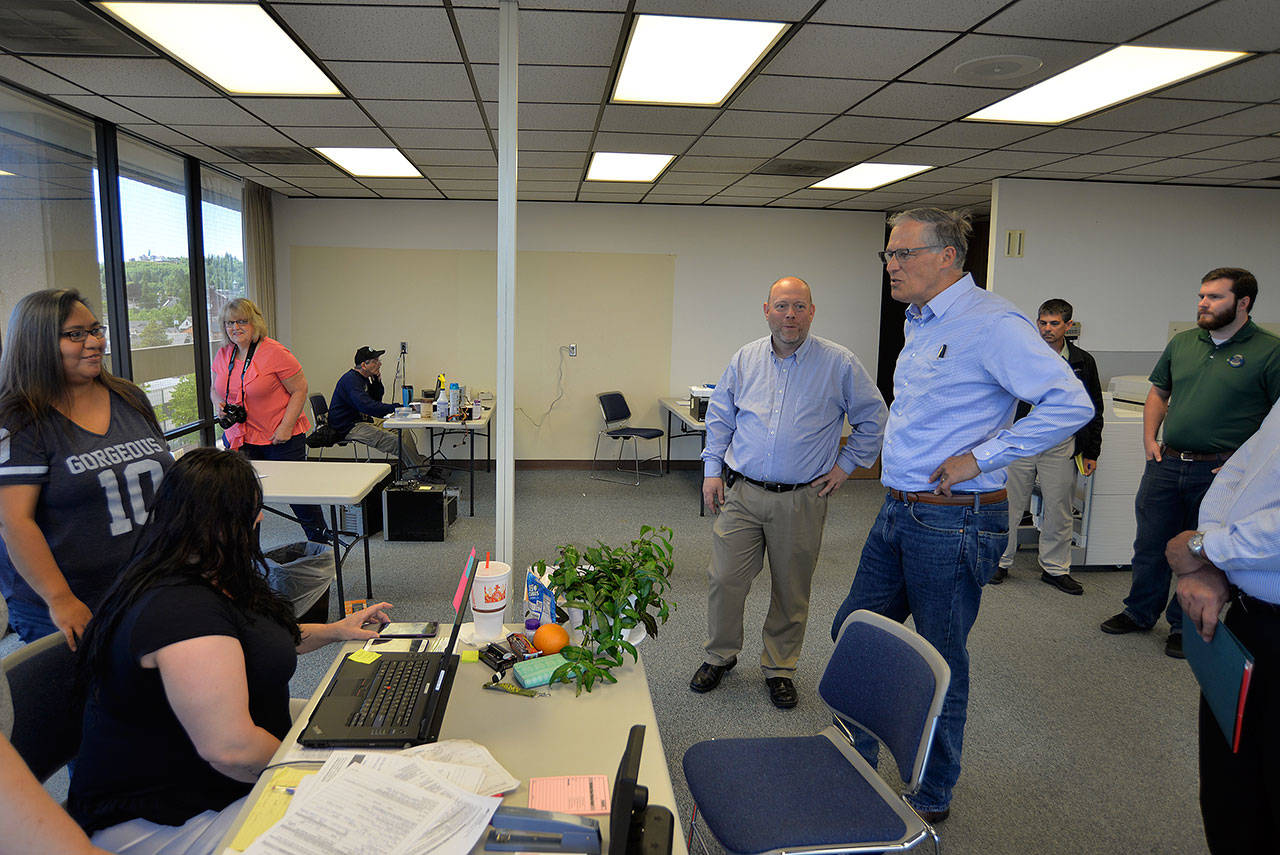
<box><xmin>1000</xmin><ymin>435</ymin><xmax>1078</xmax><ymax>574</ymax></box>
<box><xmin>706</xmin><ymin>478</ymin><xmax>828</xmax><ymax>676</ymax></box>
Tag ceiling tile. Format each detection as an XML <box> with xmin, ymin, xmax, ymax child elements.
<box><xmin>1194</xmin><ymin>162</ymin><xmax>1280</xmax><ymax>180</ymax></box>
<box><xmin>918</xmin><ymin>166</ymin><xmax>1010</xmax><ymax>182</ymax></box>
<box><xmin>1014</xmin><ymin>169</ymin><xmax>1100</xmax><ymax>179</ymax></box>
<box><xmin>903</xmin><ymin>34</ymin><xmax>1109</xmax><ymax>90</ymax></box>
<box><xmin>472</xmin><ymin>65</ymin><xmax>609</xmax><ymax>103</ymax></box>
<box><xmin>1154</xmin><ymin>55</ymin><xmax>1280</xmax><ymax>103</ymax></box>
<box><xmin>809</xmin><ymin>115</ymin><xmax>941</xmax><ymax>144</ymax></box>
<box><xmin>327</xmin><ymin>62</ymin><xmax>474</xmax><ymax>100</ymax></box>
<box><xmin>366</xmin><ymin>100</ymin><xmax>485</xmax><ymax>128</ymax></box>
<box><xmin>1004</xmin><ymin>128</ymin><xmax>1147</xmax><ymax>153</ymax></box>
<box><xmin>1094</xmin><ymin>133</ymin><xmax>1241</xmax><ymax>157</ymax></box>
<box><xmin>171</xmin><ymin>125</ymin><xmax>303</xmax><ymax>147</ymax></box>
<box><xmin>851</xmin><ymin>82</ymin><xmax>1005</xmax><ymax>121</ymax></box>
<box><xmin>673</xmin><ymin>155</ymin><xmax>768</xmax><ymax>172</ymax></box>
<box><xmin>0</xmin><ymin>56</ymin><xmax>89</xmax><ymax>96</ymax></box>
<box><xmin>308</xmin><ymin>187</ymin><xmax>378</xmax><ymax>197</ymax></box>
<box><xmin>505</xmin><ymin>103</ymin><xmax>599</xmax><ymax>131</ymax></box>
<box><xmin>907</xmin><ymin>121</ymin><xmax>1043</xmax><ymax>148</ymax></box>
<box><xmin>785</xmin><ymin>188</ymin><xmax>860</xmax><ymax>201</ymax></box>
<box><xmin>273</xmin><ymin>4</ymin><xmax>460</xmax><ymax>62</ymax></box>
<box><xmin>1111</xmin><ymin>158</ymin><xmax>1244</xmax><ymax>176</ymax></box>
<box><xmin>514</xmin><ymin>150</ymin><xmax>586</xmax><ymax>167</ymax></box>
<box><xmin>114</xmin><ymin>97</ymin><xmax>258</xmax><ymax>125</ymax></box>
<box><xmin>423</xmin><ymin>165</ymin><xmax>496</xmax><ymax>180</ymax></box>
<box><xmin>633</xmin><ymin>1</ymin><xmax>808</xmax><ymax>21</ymax></box>
<box><xmin>1194</xmin><ymin>137</ymin><xmax>1280</xmax><ymax>161</ymax></box>
<box><xmin>455</xmin><ymin>9</ymin><xmax>622</xmax><ymax>65</ymax></box>
<box><xmin>658</xmin><ymin>170</ymin><xmax>735</xmax><ymax>183</ymax></box>
<box><xmin>280</xmin><ymin>126</ymin><xmax>393</xmax><ymax>147</ymax></box>
<box><xmin>520</xmin><ymin>129</ymin><xmax>593</xmax><ymax>150</ymax></box>
<box><xmin>768</xmin><ymin>198</ymin><xmax>832</xmax><ymax>208</ymax></box>
<box><xmin>172</xmin><ymin>144</ymin><xmax>236</xmax><ymax>163</ymax></box>
<box><xmin>591</xmin><ymin>131</ymin><xmax>693</xmax><ymax>153</ymax></box>
<box><xmin>707</xmin><ymin>195</ymin><xmax>780</xmax><ymax>205</ymax></box>
<box><xmin>599</xmin><ymin>105</ymin><xmax>714</xmax><ymax>135</ymax></box>
<box><xmin>977</xmin><ymin>0</ymin><xmax>1207</xmax><ymax>42</ymax></box>
<box><xmin>644</xmin><ymin>193</ymin><xmax>712</xmax><ymax>204</ymax></box>
<box><xmin>235</xmin><ymin>98</ymin><xmax>373</xmax><ymax>127</ymax></box>
<box><xmin>731</xmin><ymin>75</ymin><xmax>880</xmax><ymax>114</ymax></box>
<box><xmin>1083</xmin><ymin>174</ymin><xmax>1168</xmax><ymax>183</ymax></box>
<box><xmin>581</xmin><ymin>180</ymin><xmax>654</xmax><ymax>193</ymax></box>
<box><xmin>1169</xmin><ymin>176</ymin><xmax>1245</xmax><ymax>185</ymax></box>
<box><xmin>434</xmin><ymin>179</ymin><xmax>498</xmax><ymax>190</ymax></box>
<box><xmin>731</xmin><ymin>174</ymin><xmax>814</xmax><ymax>190</ymax></box>
<box><xmin>779</xmin><ymin>139</ymin><xmax>891</xmax><ymax>162</ymax></box>
<box><xmin>518</xmin><ymin>190</ymin><xmax>579</xmax><ymax>200</ymax></box>
<box><xmin>1047</xmin><ymin>153</ymin><xmax>1166</xmax><ymax>173</ymax></box>
<box><xmin>812</xmin><ymin>0</ymin><xmax>1010</xmax><ymax>31</ymax></box>
<box><xmin>48</xmin><ymin>94</ymin><xmax>150</xmax><ymax>125</ymax></box>
<box><xmin>1071</xmin><ymin>98</ymin><xmax>1252</xmax><ymax>132</ymax></box>
<box><xmin>945</xmin><ymin>149</ymin><xmax>1069</xmax><ymax>169</ymax></box>
<box><xmin>259</xmin><ymin>163</ymin><xmax>345</xmax><ymax>178</ymax></box>
<box><xmin>706</xmin><ymin>110</ymin><xmax>834</xmax><ymax>139</ymax></box>
<box><xmin>295</xmin><ymin>176</ymin><xmax>364</xmax><ymax>189</ymax></box>
<box><xmin>653</xmin><ymin>182</ymin><xmax>733</xmax><ymax>194</ymax></box>
<box><xmin>118</xmin><ymin>124</ymin><xmax>201</xmax><ymax>147</ymax></box>
<box><xmin>516</xmin><ymin>180</ymin><xmax>581</xmax><ymax>193</ymax></box>
<box><xmin>517</xmin><ymin>168</ymin><xmax>581</xmax><ymax>180</ymax></box>
<box><xmin>686</xmin><ymin>136</ymin><xmax>793</xmax><ymax>157</ymax></box>
<box><xmin>404</xmin><ymin>149</ymin><xmax>495</xmax><ymax>166</ymax></box>
<box><xmin>1174</xmin><ymin>105</ymin><xmax>1280</xmax><ymax>136</ymax></box>
<box><xmin>28</xmin><ymin>58</ymin><xmax>219</xmax><ymax>97</ymax></box>
<box><xmin>359</xmin><ymin>178</ymin><xmax>442</xmax><ymax>191</ymax></box>
<box><xmin>1134</xmin><ymin>0</ymin><xmax>1280</xmax><ymax>52</ymax></box>
<box><xmin>874</xmin><ymin>145</ymin><xmax>980</xmax><ymax>166</ymax></box>
<box><xmin>387</xmin><ymin>127</ymin><xmax>492</xmax><ymax>148</ymax></box>
<box><xmin>375</xmin><ymin>187</ymin><xmax>446</xmax><ymax>198</ymax></box>
<box><xmin>764</xmin><ymin>25</ymin><xmax>956</xmax><ymax>80</ymax></box>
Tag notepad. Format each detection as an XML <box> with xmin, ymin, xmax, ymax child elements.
<box><xmin>528</xmin><ymin>775</ymin><xmax>610</xmax><ymax>814</ymax></box>
<box><xmin>1184</xmin><ymin>620</ymin><xmax>1254</xmax><ymax>753</ymax></box>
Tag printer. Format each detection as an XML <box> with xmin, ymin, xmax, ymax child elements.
<box><xmin>689</xmin><ymin>385</ymin><xmax>714</xmax><ymax>420</ymax></box>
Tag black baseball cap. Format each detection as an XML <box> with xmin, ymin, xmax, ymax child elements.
<box><xmin>354</xmin><ymin>346</ymin><xmax>385</xmax><ymax>364</ymax></box>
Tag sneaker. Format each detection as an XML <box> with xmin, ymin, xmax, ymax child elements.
<box><xmin>1040</xmin><ymin>571</ymin><xmax>1083</xmax><ymax>595</ymax></box>
<box><xmin>1165</xmin><ymin>633</ymin><xmax>1185</xmax><ymax>659</ymax></box>
<box><xmin>1100</xmin><ymin>612</ymin><xmax>1149</xmax><ymax>634</ymax></box>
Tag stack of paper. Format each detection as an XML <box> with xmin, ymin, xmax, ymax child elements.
<box><xmin>239</xmin><ymin>740</ymin><xmax>518</xmax><ymax>855</ymax></box>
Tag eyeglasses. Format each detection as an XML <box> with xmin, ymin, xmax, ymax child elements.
<box><xmin>60</xmin><ymin>324</ymin><xmax>108</xmax><ymax>342</ymax></box>
<box><xmin>877</xmin><ymin>245</ymin><xmax>944</xmax><ymax>264</ymax></box>
<box><xmin>225</xmin><ymin>319</ymin><xmax>252</xmax><ymax>328</ymax></box>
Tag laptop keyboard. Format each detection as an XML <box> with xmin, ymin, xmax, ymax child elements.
<box><xmin>348</xmin><ymin>657</ymin><xmax>431</xmax><ymax>729</ymax></box>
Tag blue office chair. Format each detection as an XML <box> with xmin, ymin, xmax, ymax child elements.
<box><xmin>682</xmin><ymin>610</ymin><xmax>951</xmax><ymax>855</ymax></box>
<box><xmin>590</xmin><ymin>391</ymin><xmax>664</xmax><ymax>486</ymax></box>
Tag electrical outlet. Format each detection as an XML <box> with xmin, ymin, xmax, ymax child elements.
<box><xmin>568</xmin><ymin>343</ymin><xmax>577</xmax><ymax>357</ymax></box>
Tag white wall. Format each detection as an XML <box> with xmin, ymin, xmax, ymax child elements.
<box><xmin>988</xmin><ymin>178</ymin><xmax>1280</xmax><ymax>353</ymax></box>
<box><xmin>273</xmin><ymin>199</ymin><xmax>886</xmax><ymax>389</ymax></box>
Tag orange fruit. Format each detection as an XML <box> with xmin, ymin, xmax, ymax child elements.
<box><xmin>532</xmin><ymin>623</ymin><xmax>570</xmax><ymax>654</ymax></box>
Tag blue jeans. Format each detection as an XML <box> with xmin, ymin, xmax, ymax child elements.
<box><xmin>832</xmin><ymin>493</ymin><xmax>1008</xmax><ymax>812</ymax></box>
<box><xmin>5</xmin><ymin>596</ymin><xmax>59</xmax><ymax>643</ymax></box>
<box><xmin>1122</xmin><ymin>456</ymin><xmax>1217</xmax><ymax>634</ymax></box>
<box><xmin>240</xmin><ymin>435</ymin><xmax>330</xmax><ymax>543</ymax></box>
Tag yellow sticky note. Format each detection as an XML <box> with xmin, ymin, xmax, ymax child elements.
<box><xmin>460</xmin><ymin>650</ymin><xmax>479</xmax><ymax>663</ymax></box>
<box><xmin>230</xmin><ymin>767</ymin><xmax>314</xmax><ymax>850</ymax></box>
<box><xmin>347</xmin><ymin>649</ymin><xmax>381</xmax><ymax>664</ymax></box>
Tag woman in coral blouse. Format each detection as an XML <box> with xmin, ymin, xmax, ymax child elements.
<box><xmin>211</xmin><ymin>298</ymin><xmax>326</xmax><ymax>542</ymax></box>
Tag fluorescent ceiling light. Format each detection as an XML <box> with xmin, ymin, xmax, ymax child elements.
<box><xmin>965</xmin><ymin>45</ymin><xmax>1249</xmax><ymax>125</ymax></box>
<box><xmin>98</xmin><ymin>2</ymin><xmax>340</xmax><ymax>96</ymax></box>
<box><xmin>811</xmin><ymin>163</ymin><xmax>933</xmax><ymax>190</ymax></box>
<box><xmin>315</xmin><ymin>148</ymin><xmax>421</xmax><ymax>178</ymax></box>
<box><xmin>586</xmin><ymin>152</ymin><xmax>675</xmax><ymax>183</ymax></box>
<box><xmin>613</xmin><ymin>14</ymin><xmax>787</xmax><ymax>106</ymax></box>
<box><xmin>0</xmin><ymin>170</ymin><xmax>13</xmax><ymax>177</ymax></box>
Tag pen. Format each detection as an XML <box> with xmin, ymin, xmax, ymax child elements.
<box><xmin>936</xmin><ymin>344</ymin><xmax>947</xmax><ymax>359</ymax></box>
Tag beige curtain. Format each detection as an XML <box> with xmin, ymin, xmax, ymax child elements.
<box><xmin>242</xmin><ymin>180</ymin><xmax>277</xmax><ymax>333</ymax></box>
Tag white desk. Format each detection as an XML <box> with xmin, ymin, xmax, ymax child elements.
<box><xmin>219</xmin><ymin>633</ymin><xmax>686</xmax><ymax>855</ymax></box>
<box><xmin>383</xmin><ymin>406</ymin><xmax>494</xmax><ymax>517</ymax></box>
<box><xmin>254</xmin><ymin>460</ymin><xmax>392</xmax><ymax>608</ymax></box>
<box><xmin>658</xmin><ymin>397</ymin><xmax>707</xmax><ymax>517</ymax></box>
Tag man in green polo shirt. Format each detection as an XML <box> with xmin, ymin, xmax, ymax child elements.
<box><xmin>1101</xmin><ymin>267</ymin><xmax>1280</xmax><ymax>658</ymax></box>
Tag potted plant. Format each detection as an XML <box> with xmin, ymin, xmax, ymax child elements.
<box><xmin>532</xmin><ymin>525</ymin><xmax>675</xmax><ymax>694</ymax></box>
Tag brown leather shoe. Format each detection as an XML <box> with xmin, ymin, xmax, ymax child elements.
<box><xmin>689</xmin><ymin>657</ymin><xmax>736</xmax><ymax>692</ymax></box>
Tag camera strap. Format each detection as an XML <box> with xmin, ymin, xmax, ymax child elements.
<box><xmin>224</xmin><ymin>338</ymin><xmax>260</xmax><ymax>405</ymax></box>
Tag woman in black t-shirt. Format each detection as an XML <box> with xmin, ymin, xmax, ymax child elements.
<box><xmin>69</xmin><ymin>449</ymin><xmax>390</xmax><ymax>855</ymax></box>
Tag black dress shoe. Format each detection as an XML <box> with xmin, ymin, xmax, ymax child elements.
<box><xmin>1100</xmin><ymin>612</ymin><xmax>1148</xmax><ymax>634</ymax></box>
<box><xmin>765</xmin><ymin>676</ymin><xmax>798</xmax><ymax>709</ymax></box>
<box><xmin>916</xmin><ymin>807</ymin><xmax>950</xmax><ymax>825</ymax></box>
<box><xmin>1165</xmin><ymin>633</ymin><xmax>1185</xmax><ymax>659</ymax></box>
<box><xmin>989</xmin><ymin>566</ymin><xmax>1008</xmax><ymax>585</ymax></box>
<box><xmin>689</xmin><ymin>658</ymin><xmax>736</xmax><ymax>693</ymax></box>
<box><xmin>1040</xmin><ymin>571</ymin><xmax>1083</xmax><ymax>595</ymax></box>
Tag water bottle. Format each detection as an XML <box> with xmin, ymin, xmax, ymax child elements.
<box><xmin>448</xmin><ymin>382</ymin><xmax>460</xmax><ymax>416</ymax></box>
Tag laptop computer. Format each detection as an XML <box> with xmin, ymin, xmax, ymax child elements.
<box><xmin>297</xmin><ymin>550</ymin><xmax>477</xmax><ymax>749</ymax></box>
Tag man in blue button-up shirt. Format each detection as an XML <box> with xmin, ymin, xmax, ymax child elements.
<box><xmin>691</xmin><ymin>276</ymin><xmax>887</xmax><ymax>710</ymax></box>
<box><xmin>831</xmin><ymin>208</ymin><xmax>1093</xmax><ymax>823</ymax></box>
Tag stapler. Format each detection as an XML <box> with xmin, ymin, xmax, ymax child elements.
<box><xmin>485</xmin><ymin>805</ymin><xmax>601</xmax><ymax>854</ymax></box>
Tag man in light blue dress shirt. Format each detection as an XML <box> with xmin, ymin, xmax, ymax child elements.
<box><xmin>1170</xmin><ymin>402</ymin><xmax>1280</xmax><ymax>854</ymax></box>
<box><xmin>692</xmin><ymin>276</ymin><xmax>887</xmax><ymax>709</ymax></box>
<box><xmin>831</xmin><ymin>208</ymin><xmax>1093</xmax><ymax>823</ymax></box>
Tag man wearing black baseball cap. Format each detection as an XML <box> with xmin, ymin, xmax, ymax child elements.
<box><xmin>327</xmin><ymin>346</ymin><xmax>427</xmax><ymax>471</ymax></box>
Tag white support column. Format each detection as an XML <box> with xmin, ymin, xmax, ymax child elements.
<box><xmin>495</xmin><ymin>0</ymin><xmax>518</xmax><ymax>564</ymax></box>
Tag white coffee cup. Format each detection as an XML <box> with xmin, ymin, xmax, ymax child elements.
<box><xmin>471</xmin><ymin>560</ymin><xmax>511</xmax><ymax>643</ymax></box>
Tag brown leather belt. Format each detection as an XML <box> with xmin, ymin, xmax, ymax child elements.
<box><xmin>889</xmin><ymin>488</ymin><xmax>1007</xmax><ymax>506</ymax></box>
<box><xmin>1161</xmin><ymin>444</ymin><xmax>1234</xmax><ymax>463</ymax></box>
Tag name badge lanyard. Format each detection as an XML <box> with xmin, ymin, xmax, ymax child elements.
<box><xmin>224</xmin><ymin>338</ymin><xmax>260</xmax><ymax>406</ymax></box>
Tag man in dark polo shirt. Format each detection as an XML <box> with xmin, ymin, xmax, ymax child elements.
<box><xmin>1101</xmin><ymin>267</ymin><xmax>1280</xmax><ymax>657</ymax></box>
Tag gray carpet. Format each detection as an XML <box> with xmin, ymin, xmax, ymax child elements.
<box><xmin>4</xmin><ymin>466</ymin><xmax>1208</xmax><ymax>854</ymax></box>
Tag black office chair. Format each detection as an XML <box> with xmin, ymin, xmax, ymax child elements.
<box><xmin>591</xmin><ymin>391</ymin><xmax>664</xmax><ymax>486</ymax></box>
<box><xmin>306</xmin><ymin>393</ymin><xmax>370</xmax><ymax>461</ymax></box>
<box><xmin>1</xmin><ymin>632</ymin><xmax>83</xmax><ymax>783</ymax></box>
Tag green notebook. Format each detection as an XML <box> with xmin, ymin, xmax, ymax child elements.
<box><xmin>1184</xmin><ymin>620</ymin><xmax>1254</xmax><ymax>753</ymax></box>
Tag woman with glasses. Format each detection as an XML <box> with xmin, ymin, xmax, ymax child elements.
<box><xmin>69</xmin><ymin>449</ymin><xmax>390</xmax><ymax>854</ymax></box>
<box><xmin>0</xmin><ymin>289</ymin><xmax>172</xmax><ymax>647</ymax></box>
<box><xmin>211</xmin><ymin>298</ymin><xmax>326</xmax><ymax>543</ymax></box>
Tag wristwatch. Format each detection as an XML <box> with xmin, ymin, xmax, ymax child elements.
<box><xmin>1187</xmin><ymin>532</ymin><xmax>1207</xmax><ymax>560</ymax></box>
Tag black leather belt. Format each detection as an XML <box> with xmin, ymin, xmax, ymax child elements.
<box><xmin>889</xmin><ymin>488</ymin><xmax>1008</xmax><ymax>506</ymax></box>
<box><xmin>725</xmin><ymin>467</ymin><xmax>805</xmax><ymax>493</ymax></box>
<box><xmin>1237</xmin><ymin>591</ymin><xmax>1280</xmax><ymax>616</ymax></box>
<box><xmin>1161</xmin><ymin>444</ymin><xmax>1234</xmax><ymax>462</ymax></box>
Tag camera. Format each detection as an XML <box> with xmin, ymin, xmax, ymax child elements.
<box><xmin>217</xmin><ymin>403</ymin><xmax>247</xmax><ymax>429</ymax></box>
